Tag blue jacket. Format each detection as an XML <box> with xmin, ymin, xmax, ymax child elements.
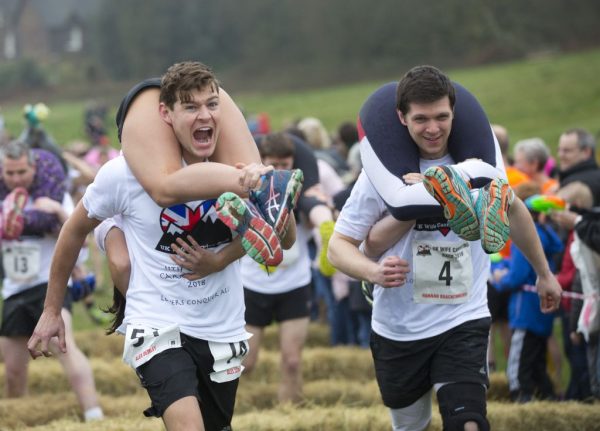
<box><xmin>495</xmin><ymin>223</ymin><xmax>563</xmax><ymax>337</ymax></box>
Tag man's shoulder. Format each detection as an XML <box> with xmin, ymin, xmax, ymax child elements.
<box><xmin>94</xmin><ymin>155</ymin><xmax>128</xmax><ymax>181</ymax></box>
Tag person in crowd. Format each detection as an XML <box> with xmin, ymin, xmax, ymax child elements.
<box><xmin>512</xmin><ymin>137</ymin><xmax>559</xmax><ymax>194</ymax></box>
<box><xmin>511</xmin><ymin>136</ymin><xmax>563</xmax><ymax>386</ymax></box>
<box><xmin>328</xmin><ymin>65</ymin><xmax>562</xmax><ymax>431</ymax></box>
<box><xmin>491</xmin><ymin>124</ymin><xmax>529</xmax><ymax>188</ymax></box>
<box><xmin>486</xmin><ymin>124</ymin><xmax>521</xmax><ymax>372</ymax></box>
<box><xmin>240</xmin><ymin>132</ymin><xmax>310</xmax><ymax>403</ymax></box>
<box><xmin>492</xmin><ymin>181</ymin><xmax>563</xmax><ymax>403</ymax></box>
<box><xmin>297</xmin><ymin>116</ymin><xmax>349</xmax><ymax>181</ymax></box>
<box><xmin>557</xmin><ymin>128</ymin><xmax>600</xmax><ymax>205</ymax></box>
<box><xmin>0</xmin><ymin>139</ymin><xmax>103</xmax><ymax>422</ymax></box>
<box><xmin>19</xmin><ymin>103</ymin><xmax>68</xmax><ymax>173</ymax></box>
<box><xmin>552</xmin><ymin>181</ymin><xmax>596</xmax><ymax>401</ymax></box>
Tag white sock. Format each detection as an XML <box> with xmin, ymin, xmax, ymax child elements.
<box><xmin>84</xmin><ymin>406</ymin><xmax>104</xmax><ymax>422</ymax></box>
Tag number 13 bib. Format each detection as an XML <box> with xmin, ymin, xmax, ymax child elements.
<box><xmin>2</xmin><ymin>242</ymin><xmax>41</xmax><ymax>282</ymax></box>
<box><xmin>412</xmin><ymin>240</ymin><xmax>472</xmax><ymax>304</ymax></box>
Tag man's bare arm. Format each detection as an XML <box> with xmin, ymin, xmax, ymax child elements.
<box><xmin>328</xmin><ymin>231</ymin><xmax>410</xmax><ymax>288</ymax></box>
<box><xmin>27</xmin><ymin>202</ymin><xmax>101</xmax><ymax>357</ymax></box>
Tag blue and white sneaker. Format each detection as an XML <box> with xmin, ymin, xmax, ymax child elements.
<box><xmin>250</xmin><ymin>169</ymin><xmax>304</xmax><ymax>239</ymax></box>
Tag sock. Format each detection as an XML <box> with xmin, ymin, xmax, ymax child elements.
<box><xmin>84</xmin><ymin>406</ymin><xmax>104</xmax><ymax>422</ymax></box>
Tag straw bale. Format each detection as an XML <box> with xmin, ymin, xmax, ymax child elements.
<box><xmin>2</xmin><ymin>395</ymin><xmax>600</xmax><ymax>430</ymax></box>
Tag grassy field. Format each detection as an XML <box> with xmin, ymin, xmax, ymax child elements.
<box><xmin>1</xmin><ymin>48</ymin><xmax>599</xmax><ymax>154</ymax></box>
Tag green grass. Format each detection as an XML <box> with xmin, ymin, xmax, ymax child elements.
<box><xmin>1</xmin><ymin>48</ymin><xmax>599</xmax><ymax>155</ymax></box>
<box><xmin>236</xmin><ymin>48</ymin><xmax>600</xmax><ymax>152</ymax></box>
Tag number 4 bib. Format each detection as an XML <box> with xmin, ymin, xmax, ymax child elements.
<box><xmin>412</xmin><ymin>240</ymin><xmax>473</xmax><ymax>304</ymax></box>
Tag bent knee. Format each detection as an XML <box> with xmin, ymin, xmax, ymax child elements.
<box><xmin>437</xmin><ymin>383</ymin><xmax>489</xmax><ymax>431</ymax></box>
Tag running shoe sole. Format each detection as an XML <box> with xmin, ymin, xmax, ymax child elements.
<box><xmin>272</xmin><ymin>169</ymin><xmax>303</xmax><ymax>238</ymax></box>
<box><xmin>423</xmin><ymin>166</ymin><xmax>480</xmax><ymax>241</ymax></box>
<box><xmin>3</xmin><ymin>187</ymin><xmax>29</xmax><ymax>239</ymax></box>
<box><xmin>476</xmin><ymin>178</ymin><xmax>514</xmax><ymax>254</ymax></box>
<box><xmin>252</xmin><ymin>169</ymin><xmax>304</xmax><ymax>239</ymax></box>
<box><xmin>216</xmin><ymin>192</ymin><xmax>283</xmax><ymax>266</ymax></box>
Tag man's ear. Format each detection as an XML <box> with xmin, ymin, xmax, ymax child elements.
<box><xmin>397</xmin><ymin>110</ymin><xmax>407</xmax><ymax>126</ymax></box>
<box><xmin>158</xmin><ymin>103</ymin><xmax>172</xmax><ymax>125</ymax></box>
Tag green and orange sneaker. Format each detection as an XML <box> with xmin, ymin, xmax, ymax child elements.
<box><xmin>475</xmin><ymin>178</ymin><xmax>514</xmax><ymax>254</ymax></box>
<box><xmin>215</xmin><ymin>192</ymin><xmax>283</xmax><ymax>266</ymax></box>
<box><xmin>423</xmin><ymin>165</ymin><xmax>480</xmax><ymax>241</ymax></box>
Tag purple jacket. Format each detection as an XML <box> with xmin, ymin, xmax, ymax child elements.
<box><xmin>0</xmin><ymin>149</ymin><xmax>67</xmax><ymax>235</ymax></box>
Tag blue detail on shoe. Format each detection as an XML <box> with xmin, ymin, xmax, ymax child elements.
<box><xmin>250</xmin><ymin>169</ymin><xmax>304</xmax><ymax>239</ymax></box>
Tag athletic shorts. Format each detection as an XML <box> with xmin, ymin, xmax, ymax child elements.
<box><xmin>136</xmin><ymin>334</ymin><xmax>240</xmax><ymax>431</ymax></box>
<box><xmin>244</xmin><ymin>284</ymin><xmax>311</xmax><ymax>327</ymax></box>
<box><xmin>487</xmin><ymin>281</ymin><xmax>510</xmax><ymax>322</ymax></box>
<box><xmin>0</xmin><ymin>283</ymin><xmax>72</xmax><ymax>337</ymax></box>
<box><xmin>370</xmin><ymin>317</ymin><xmax>491</xmax><ymax>409</ymax></box>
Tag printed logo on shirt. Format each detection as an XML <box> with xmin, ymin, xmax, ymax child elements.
<box><xmin>414</xmin><ymin>216</ymin><xmax>451</xmax><ymax>236</ymax></box>
<box><xmin>416</xmin><ymin>244</ymin><xmax>432</xmax><ymax>256</ymax></box>
<box><xmin>155</xmin><ymin>199</ymin><xmax>232</xmax><ymax>253</ymax></box>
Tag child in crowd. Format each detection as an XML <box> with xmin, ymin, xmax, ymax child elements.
<box><xmin>492</xmin><ymin>181</ymin><xmax>563</xmax><ymax>402</ymax></box>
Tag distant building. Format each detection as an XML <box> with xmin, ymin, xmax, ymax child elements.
<box><xmin>0</xmin><ymin>0</ymin><xmax>103</xmax><ymax>62</ymax></box>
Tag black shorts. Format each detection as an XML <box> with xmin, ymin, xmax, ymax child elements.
<box><xmin>244</xmin><ymin>284</ymin><xmax>311</xmax><ymax>327</ymax></box>
<box><xmin>370</xmin><ymin>317</ymin><xmax>491</xmax><ymax>409</ymax></box>
<box><xmin>0</xmin><ymin>283</ymin><xmax>72</xmax><ymax>337</ymax></box>
<box><xmin>487</xmin><ymin>281</ymin><xmax>510</xmax><ymax>322</ymax></box>
<box><xmin>136</xmin><ymin>334</ymin><xmax>240</xmax><ymax>431</ymax></box>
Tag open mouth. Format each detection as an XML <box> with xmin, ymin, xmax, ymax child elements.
<box><xmin>193</xmin><ymin>127</ymin><xmax>213</xmax><ymax>143</ymax></box>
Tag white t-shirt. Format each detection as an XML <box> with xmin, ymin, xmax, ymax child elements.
<box><xmin>334</xmin><ymin>155</ymin><xmax>490</xmax><ymax>341</ymax></box>
<box><xmin>241</xmin><ymin>223</ymin><xmax>311</xmax><ymax>294</ymax></box>
<box><xmin>2</xmin><ymin>193</ymin><xmax>74</xmax><ymax>299</ymax></box>
<box><xmin>82</xmin><ymin>156</ymin><xmax>248</xmax><ymax>343</ymax></box>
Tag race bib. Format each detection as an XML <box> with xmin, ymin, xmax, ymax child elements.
<box><xmin>208</xmin><ymin>339</ymin><xmax>250</xmax><ymax>383</ymax></box>
<box><xmin>2</xmin><ymin>242</ymin><xmax>41</xmax><ymax>282</ymax></box>
<box><xmin>412</xmin><ymin>240</ymin><xmax>472</xmax><ymax>304</ymax></box>
<box><xmin>122</xmin><ymin>324</ymin><xmax>181</xmax><ymax>369</ymax></box>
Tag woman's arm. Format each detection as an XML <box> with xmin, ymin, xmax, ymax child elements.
<box><xmin>363</xmin><ymin>215</ymin><xmax>415</xmax><ymax>259</ymax></box>
<box><xmin>121</xmin><ymin>88</ymin><xmax>266</xmax><ymax>207</ymax></box>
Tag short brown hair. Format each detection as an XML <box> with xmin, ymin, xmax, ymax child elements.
<box><xmin>160</xmin><ymin>61</ymin><xmax>219</xmax><ymax>108</ymax></box>
<box><xmin>257</xmin><ymin>133</ymin><xmax>296</xmax><ymax>160</ymax></box>
<box><xmin>396</xmin><ymin>65</ymin><xmax>455</xmax><ymax>115</ymax></box>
